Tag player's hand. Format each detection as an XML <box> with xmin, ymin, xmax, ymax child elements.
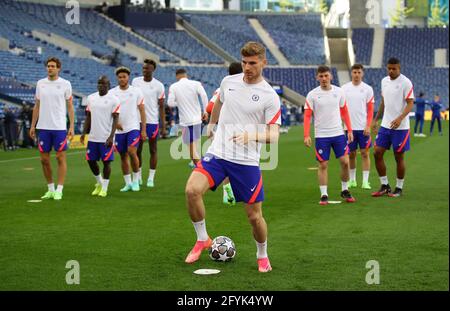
<box><xmin>230</xmin><ymin>132</ymin><xmax>249</xmax><ymax>145</ymax></box>
<box><xmin>29</xmin><ymin>127</ymin><xmax>36</xmax><ymax>139</ymax></box>
<box><xmin>160</xmin><ymin>127</ymin><xmax>167</xmax><ymax>138</ymax></box>
<box><xmin>371</xmin><ymin>122</ymin><xmax>379</xmax><ymax>134</ymax></box>
<box><xmin>141</xmin><ymin>130</ymin><xmax>147</xmax><ymax>142</ymax></box>
<box><xmin>67</xmin><ymin>127</ymin><xmax>74</xmax><ymax>141</ymax></box>
<box><xmin>363</xmin><ymin>125</ymin><xmax>371</xmax><ymax>136</ymax></box>
<box><xmin>390</xmin><ymin>117</ymin><xmax>403</xmax><ymax>130</ymax></box>
<box><xmin>347</xmin><ymin>131</ymin><xmax>354</xmax><ymax>143</ymax></box>
<box><xmin>202</xmin><ymin>112</ymin><xmax>209</xmax><ymax>122</ymax></box>
<box><xmin>304</xmin><ymin>136</ymin><xmax>312</xmax><ymax>147</ymax></box>
<box><xmin>206</xmin><ymin>123</ymin><xmax>215</xmax><ymax>139</ymax></box>
<box><xmin>116</xmin><ymin>123</ymin><xmax>123</xmax><ymax>131</ymax></box>
<box><xmin>80</xmin><ymin>134</ymin><xmax>85</xmax><ymax>145</ymax></box>
<box><xmin>105</xmin><ymin>136</ymin><xmax>114</xmax><ymax>148</ymax></box>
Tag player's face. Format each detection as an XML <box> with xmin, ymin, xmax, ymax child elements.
<box><xmin>435</xmin><ymin>95</ymin><xmax>440</xmax><ymax>102</ymax></box>
<box><xmin>351</xmin><ymin>69</ymin><xmax>363</xmax><ymax>83</ymax></box>
<box><xmin>387</xmin><ymin>64</ymin><xmax>400</xmax><ymax>79</ymax></box>
<box><xmin>317</xmin><ymin>71</ymin><xmax>332</xmax><ymax>87</ymax></box>
<box><xmin>97</xmin><ymin>77</ymin><xmax>110</xmax><ymax>95</ymax></box>
<box><xmin>117</xmin><ymin>72</ymin><xmax>129</xmax><ymax>87</ymax></box>
<box><xmin>47</xmin><ymin>62</ymin><xmax>60</xmax><ymax>78</ymax></box>
<box><xmin>242</xmin><ymin>55</ymin><xmax>266</xmax><ymax>83</ymax></box>
<box><xmin>143</xmin><ymin>63</ymin><xmax>155</xmax><ymax>77</ymax></box>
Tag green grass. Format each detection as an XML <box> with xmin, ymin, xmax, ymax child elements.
<box><xmin>0</xmin><ymin>122</ymin><xmax>448</xmax><ymax>290</ymax></box>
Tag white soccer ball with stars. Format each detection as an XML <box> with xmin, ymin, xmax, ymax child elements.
<box><xmin>208</xmin><ymin>236</ymin><xmax>236</xmax><ymax>262</ymax></box>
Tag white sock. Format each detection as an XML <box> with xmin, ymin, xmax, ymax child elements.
<box><xmin>149</xmin><ymin>169</ymin><xmax>156</xmax><ymax>181</ymax></box>
<box><xmin>56</xmin><ymin>185</ymin><xmax>63</xmax><ymax>193</ymax></box>
<box><xmin>138</xmin><ymin>168</ymin><xmax>142</xmax><ymax>180</ymax></box>
<box><xmin>48</xmin><ymin>183</ymin><xmax>55</xmax><ymax>192</ymax></box>
<box><xmin>319</xmin><ymin>185</ymin><xmax>328</xmax><ymax>196</ymax></box>
<box><xmin>363</xmin><ymin>170</ymin><xmax>370</xmax><ymax>183</ymax></box>
<box><xmin>192</xmin><ymin>219</ymin><xmax>209</xmax><ymax>241</ymax></box>
<box><xmin>349</xmin><ymin>169</ymin><xmax>356</xmax><ymax>182</ymax></box>
<box><xmin>396</xmin><ymin>178</ymin><xmax>404</xmax><ymax>189</ymax></box>
<box><xmin>341</xmin><ymin>181</ymin><xmax>348</xmax><ymax>191</ymax></box>
<box><xmin>132</xmin><ymin>172</ymin><xmax>140</xmax><ymax>183</ymax></box>
<box><xmin>380</xmin><ymin>176</ymin><xmax>388</xmax><ymax>185</ymax></box>
<box><xmin>124</xmin><ymin>174</ymin><xmax>132</xmax><ymax>185</ymax></box>
<box><xmin>94</xmin><ymin>174</ymin><xmax>103</xmax><ymax>185</ymax></box>
<box><xmin>102</xmin><ymin>179</ymin><xmax>109</xmax><ymax>191</ymax></box>
<box><xmin>255</xmin><ymin>240</ymin><xmax>268</xmax><ymax>259</ymax></box>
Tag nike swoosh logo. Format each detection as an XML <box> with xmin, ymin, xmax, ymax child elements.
<box><xmin>250</xmin><ymin>185</ymin><xmax>257</xmax><ymax>192</ymax></box>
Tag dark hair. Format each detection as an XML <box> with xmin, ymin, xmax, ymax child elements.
<box><xmin>46</xmin><ymin>57</ymin><xmax>61</xmax><ymax>68</ymax></box>
<box><xmin>176</xmin><ymin>68</ymin><xmax>187</xmax><ymax>75</ymax></box>
<box><xmin>115</xmin><ymin>66</ymin><xmax>131</xmax><ymax>76</ymax></box>
<box><xmin>387</xmin><ymin>57</ymin><xmax>400</xmax><ymax>65</ymax></box>
<box><xmin>228</xmin><ymin>62</ymin><xmax>242</xmax><ymax>75</ymax></box>
<box><xmin>144</xmin><ymin>59</ymin><xmax>157</xmax><ymax>69</ymax></box>
<box><xmin>419</xmin><ymin>92</ymin><xmax>424</xmax><ymax>97</ymax></box>
<box><xmin>317</xmin><ymin>65</ymin><xmax>331</xmax><ymax>74</ymax></box>
<box><xmin>351</xmin><ymin>63</ymin><xmax>364</xmax><ymax>71</ymax></box>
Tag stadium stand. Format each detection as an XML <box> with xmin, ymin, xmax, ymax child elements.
<box><xmin>351</xmin><ymin>28</ymin><xmax>374</xmax><ymax>66</ymax></box>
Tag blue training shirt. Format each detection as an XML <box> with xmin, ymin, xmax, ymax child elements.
<box><xmin>414</xmin><ymin>97</ymin><xmax>428</xmax><ymax>115</ymax></box>
<box><xmin>430</xmin><ymin>100</ymin><xmax>443</xmax><ymax>116</ymax></box>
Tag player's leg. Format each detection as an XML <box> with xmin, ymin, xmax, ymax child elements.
<box><xmin>147</xmin><ymin>124</ymin><xmax>158</xmax><ymax>187</ymax></box>
<box><xmin>244</xmin><ymin>202</ymin><xmax>272</xmax><ymax>272</ymax></box>
<box><xmin>86</xmin><ymin>142</ymin><xmax>103</xmax><ymax>195</ymax></box>
<box><xmin>115</xmin><ymin>133</ymin><xmax>131</xmax><ymax>191</ymax></box>
<box><xmin>37</xmin><ymin>130</ymin><xmax>55</xmax><ymax>198</ymax></box>
<box><xmin>98</xmin><ymin>144</ymin><xmax>114</xmax><ymax>197</ymax></box>
<box><xmin>136</xmin><ymin>131</ymin><xmax>144</xmax><ymax>185</ymax></box>
<box><xmin>222</xmin><ymin>177</ymin><xmax>236</xmax><ymax>206</ymax></box>
<box><xmin>53</xmin><ymin>131</ymin><xmax>68</xmax><ymax>200</ymax></box>
<box><xmin>333</xmin><ymin>136</ymin><xmax>355</xmax><ymax>203</ymax></box>
<box><xmin>419</xmin><ymin>114</ymin><xmax>425</xmax><ymax>135</ymax></box>
<box><xmin>315</xmin><ymin>137</ymin><xmax>331</xmax><ymax>204</ymax></box>
<box><xmin>414</xmin><ymin>114</ymin><xmax>420</xmax><ymax>135</ymax></box>
<box><xmin>360</xmin><ymin>148</ymin><xmax>371</xmax><ymax>189</ymax></box>
<box><xmin>389</xmin><ymin>129</ymin><xmax>410</xmax><ymax>197</ymax></box>
<box><xmin>347</xmin><ymin>131</ymin><xmax>358</xmax><ymax>188</ymax></box>
<box><xmin>437</xmin><ymin>116</ymin><xmax>443</xmax><ymax>135</ymax></box>
<box><xmin>126</xmin><ymin>130</ymin><xmax>141</xmax><ymax>191</ymax></box>
<box><xmin>372</xmin><ymin>127</ymin><xmax>392</xmax><ymax>196</ymax></box>
<box><xmin>430</xmin><ymin>116</ymin><xmax>436</xmax><ymax>135</ymax></box>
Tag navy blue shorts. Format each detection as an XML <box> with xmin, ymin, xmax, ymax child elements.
<box><xmin>194</xmin><ymin>154</ymin><xmax>264</xmax><ymax>204</ymax></box>
<box><xmin>347</xmin><ymin>130</ymin><xmax>372</xmax><ymax>152</ymax></box>
<box><xmin>146</xmin><ymin>123</ymin><xmax>159</xmax><ymax>140</ymax></box>
<box><xmin>114</xmin><ymin>130</ymin><xmax>140</xmax><ymax>154</ymax></box>
<box><xmin>38</xmin><ymin>129</ymin><xmax>68</xmax><ymax>153</ymax></box>
<box><xmin>315</xmin><ymin>135</ymin><xmax>349</xmax><ymax>162</ymax></box>
<box><xmin>375</xmin><ymin>127</ymin><xmax>410</xmax><ymax>153</ymax></box>
<box><xmin>181</xmin><ymin>124</ymin><xmax>201</xmax><ymax>144</ymax></box>
<box><xmin>86</xmin><ymin>141</ymin><xmax>114</xmax><ymax>161</ymax></box>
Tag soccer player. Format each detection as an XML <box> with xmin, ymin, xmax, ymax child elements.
<box><xmin>303</xmin><ymin>65</ymin><xmax>356</xmax><ymax>205</ymax></box>
<box><xmin>167</xmin><ymin>69</ymin><xmax>208</xmax><ymax>166</ymax></box>
<box><xmin>429</xmin><ymin>94</ymin><xmax>443</xmax><ymax>136</ymax></box>
<box><xmin>80</xmin><ymin>76</ymin><xmax>120</xmax><ymax>197</ymax></box>
<box><xmin>132</xmin><ymin>59</ymin><xmax>166</xmax><ymax>187</ymax></box>
<box><xmin>29</xmin><ymin>57</ymin><xmax>74</xmax><ymax>201</ymax></box>
<box><xmin>110</xmin><ymin>66</ymin><xmax>147</xmax><ymax>192</ymax></box>
<box><xmin>372</xmin><ymin>57</ymin><xmax>414</xmax><ymax>197</ymax></box>
<box><xmin>341</xmin><ymin>64</ymin><xmax>374</xmax><ymax>190</ymax></box>
<box><xmin>184</xmin><ymin>42</ymin><xmax>280</xmax><ymax>273</ymax></box>
<box><xmin>413</xmin><ymin>92</ymin><xmax>428</xmax><ymax>137</ymax></box>
<box><xmin>206</xmin><ymin>62</ymin><xmax>243</xmax><ymax>206</ymax></box>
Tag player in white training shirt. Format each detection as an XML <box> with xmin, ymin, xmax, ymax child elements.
<box><xmin>184</xmin><ymin>42</ymin><xmax>280</xmax><ymax>273</ymax></box>
<box><xmin>304</xmin><ymin>65</ymin><xmax>356</xmax><ymax>205</ymax></box>
<box><xmin>110</xmin><ymin>67</ymin><xmax>147</xmax><ymax>192</ymax></box>
<box><xmin>30</xmin><ymin>57</ymin><xmax>74</xmax><ymax>201</ymax></box>
<box><xmin>341</xmin><ymin>64</ymin><xmax>374</xmax><ymax>190</ymax></box>
<box><xmin>206</xmin><ymin>62</ymin><xmax>243</xmax><ymax>206</ymax></box>
<box><xmin>132</xmin><ymin>59</ymin><xmax>166</xmax><ymax>188</ymax></box>
<box><xmin>167</xmin><ymin>68</ymin><xmax>208</xmax><ymax>166</ymax></box>
<box><xmin>372</xmin><ymin>57</ymin><xmax>414</xmax><ymax>198</ymax></box>
<box><xmin>80</xmin><ymin>76</ymin><xmax>120</xmax><ymax>197</ymax></box>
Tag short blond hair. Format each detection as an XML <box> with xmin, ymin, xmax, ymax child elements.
<box><xmin>241</xmin><ymin>41</ymin><xmax>266</xmax><ymax>59</ymax></box>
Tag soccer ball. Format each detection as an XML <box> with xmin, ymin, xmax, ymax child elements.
<box><xmin>208</xmin><ymin>236</ymin><xmax>236</xmax><ymax>262</ymax></box>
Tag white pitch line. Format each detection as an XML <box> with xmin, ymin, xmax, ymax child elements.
<box><xmin>0</xmin><ymin>151</ymin><xmax>85</xmax><ymax>164</ymax></box>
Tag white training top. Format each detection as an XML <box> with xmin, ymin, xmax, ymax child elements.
<box><xmin>131</xmin><ymin>77</ymin><xmax>165</xmax><ymax>125</ymax></box>
<box><xmin>35</xmin><ymin>77</ymin><xmax>72</xmax><ymax>130</ymax></box>
<box><xmin>305</xmin><ymin>85</ymin><xmax>347</xmax><ymax>138</ymax></box>
<box><xmin>167</xmin><ymin>77</ymin><xmax>208</xmax><ymax>126</ymax></box>
<box><xmin>342</xmin><ymin>81</ymin><xmax>374</xmax><ymax>131</ymax></box>
<box><xmin>110</xmin><ymin>85</ymin><xmax>144</xmax><ymax>134</ymax></box>
<box><xmin>207</xmin><ymin>73</ymin><xmax>281</xmax><ymax>167</ymax></box>
<box><xmin>381</xmin><ymin>74</ymin><xmax>414</xmax><ymax>130</ymax></box>
<box><xmin>86</xmin><ymin>92</ymin><xmax>121</xmax><ymax>143</ymax></box>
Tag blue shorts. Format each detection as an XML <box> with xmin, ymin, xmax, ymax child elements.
<box><xmin>146</xmin><ymin>123</ymin><xmax>159</xmax><ymax>140</ymax></box>
<box><xmin>315</xmin><ymin>135</ymin><xmax>349</xmax><ymax>162</ymax></box>
<box><xmin>375</xmin><ymin>127</ymin><xmax>410</xmax><ymax>153</ymax></box>
<box><xmin>194</xmin><ymin>154</ymin><xmax>264</xmax><ymax>204</ymax></box>
<box><xmin>86</xmin><ymin>141</ymin><xmax>114</xmax><ymax>161</ymax></box>
<box><xmin>347</xmin><ymin>130</ymin><xmax>372</xmax><ymax>152</ymax></box>
<box><xmin>114</xmin><ymin>130</ymin><xmax>141</xmax><ymax>154</ymax></box>
<box><xmin>38</xmin><ymin>129</ymin><xmax>68</xmax><ymax>153</ymax></box>
<box><xmin>181</xmin><ymin>124</ymin><xmax>201</xmax><ymax>144</ymax></box>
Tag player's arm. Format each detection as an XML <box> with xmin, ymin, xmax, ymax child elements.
<box><xmin>67</xmin><ymin>97</ymin><xmax>75</xmax><ymax>140</ymax></box>
<box><xmin>30</xmin><ymin>99</ymin><xmax>40</xmax><ymax>139</ymax></box>
<box><xmin>80</xmin><ymin>111</ymin><xmax>91</xmax><ymax>145</ymax></box>
<box><xmin>303</xmin><ymin>99</ymin><xmax>313</xmax><ymax>147</ymax></box>
<box><xmin>198</xmin><ymin>83</ymin><xmax>209</xmax><ymax>121</ymax></box>
<box><xmin>340</xmin><ymin>102</ymin><xmax>353</xmax><ymax>143</ymax></box>
<box><xmin>390</xmin><ymin>98</ymin><xmax>414</xmax><ymax>129</ymax></box>
<box><xmin>207</xmin><ymin>97</ymin><xmax>223</xmax><ymax>138</ymax></box>
<box><xmin>364</xmin><ymin>93</ymin><xmax>375</xmax><ymax>136</ymax></box>
<box><xmin>372</xmin><ymin>96</ymin><xmax>384</xmax><ymax>131</ymax></box>
<box><xmin>106</xmin><ymin>112</ymin><xmax>119</xmax><ymax>147</ymax></box>
<box><xmin>167</xmin><ymin>86</ymin><xmax>176</xmax><ymax>108</ymax></box>
<box><xmin>158</xmin><ymin>97</ymin><xmax>167</xmax><ymax>137</ymax></box>
<box><xmin>138</xmin><ymin>100</ymin><xmax>147</xmax><ymax>141</ymax></box>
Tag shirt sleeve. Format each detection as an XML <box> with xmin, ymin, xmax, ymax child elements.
<box><xmin>305</xmin><ymin>92</ymin><xmax>314</xmax><ymax>112</ymax></box>
<box><xmin>265</xmin><ymin>93</ymin><xmax>281</xmax><ymax>125</ymax></box>
<box><xmin>85</xmin><ymin>97</ymin><xmax>90</xmax><ymax>112</ymax></box>
<box><xmin>112</xmin><ymin>96</ymin><xmax>120</xmax><ymax>114</ymax></box>
<box><xmin>339</xmin><ymin>89</ymin><xmax>346</xmax><ymax>108</ymax></box>
<box><xmin>167</xmin><ymin>85</ymin><xmax>176</xmax><ymax>107</ymax></box>
<box><xmin>35</xmin><ymin>81</ymin><xmax>41</xmax><ymax>100</ymax></box>
<box><xmin>136</xmin><ymin>88</ymin><xmax>144</xmax><ymax>107</ymax></box>
<box><xmin>197</xmin><ymin>82</ymin><xmax>208</xmax><ymax>113</ymax></box>
<box><xmin>404</xmin><ymin>79</ymin><xmax>415</xmax><ymax>100</ymax></box>
<box><xmin>65</xmin><ymin>81</ymin><xmax>73</xmax><ymax>101</ymax></box>
<box><xmin>159</xmin><ymin>83</ymin><xmax>165</xmax><ymax>100</ymax></box>
<box><xmin>219</xmin><ymin>78</ymin><xmax>226</xmax><ymax>105</ymax></box>
<box><xmin>366</xmin><ymin>86</ymin><xmax>374</xmax><ymax>105</ymax></box>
